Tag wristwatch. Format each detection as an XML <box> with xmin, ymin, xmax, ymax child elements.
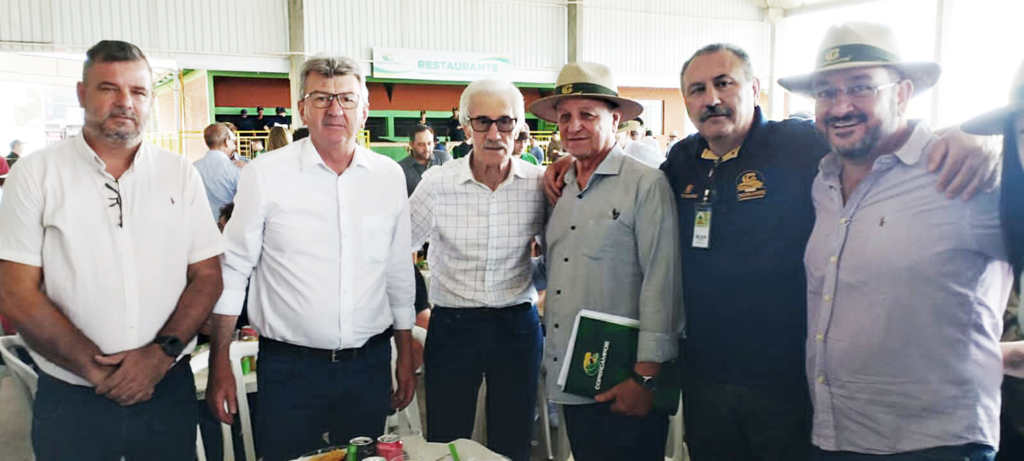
<box><xmin>630</xmin><ymin>369</ymin><xmax>658</xmax><ymax>391</ymax></box>
<box><xmin>152</xmin><ymin>335</ymin><xmax>185</xmax><ymax>358</ymax></box>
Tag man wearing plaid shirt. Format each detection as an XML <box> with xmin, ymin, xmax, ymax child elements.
<box><xmin>410</xmin><ymin>78</ymin><xmax>547</xmax><ymax>461</ymax></box>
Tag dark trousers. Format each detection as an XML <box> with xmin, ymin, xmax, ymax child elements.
<box><xmin>256</xmin><ymin>336</ymin><xmax>392</xmax><ymax>461</ymax></box>
<box><xmin>32</xmin><ymin>360</ymin><xmax>198</xmax><ymax>461</ymax></box>
<box><xmin>563</xmin><ymin>402</ymin><xmax>669</xmax><ymax>461</ymax></box>
<box><xmin>811</xmin><ymin>444</ymin><xmax>995</xmax><ymax>461</ymax></box>
<box><xmin>684</xmin><ymin>379</ymin><xmax>812</xmax><ymax>461</ymax></box>
<box><xmin>424</xmin><ymin>304</ymin><xmax>542</xmax><ymax>461</ymax></box>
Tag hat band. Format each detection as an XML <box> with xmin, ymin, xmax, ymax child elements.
<box><xmin>554</xmin><ymin>82</ymin><xmax>619</xmax><ymax>97</ymax></box>
<box><xmin>818</xmin><ymin>44</ymin><xmax>900</xmax><ymax>69</ymax></box>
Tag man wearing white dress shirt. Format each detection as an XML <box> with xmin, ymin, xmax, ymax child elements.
<box><xmin>0</xmin><ymin>40</ymin><xmax>225</xmax><ymax>461</ymax></box>
<box><xmin>410</xmin><ymin>78</ymin><xmax>547</xmax><ymax>461</ymax></box>
<box><xmin>205</xmin><ymin>56</ymin><xmax>417</xmax><ymax>461</ymax></box>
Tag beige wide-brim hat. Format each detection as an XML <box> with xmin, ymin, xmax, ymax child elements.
<box><xmin>529</xmin><ymin>62</ymin><xmax>644</xmax><ymax>123</ymax></box>
<box><xmin>962</xmin><ymin>60</ymin><xmax>1024</xmax><ymax>135</ymax></box>
<box><xmin>617</xmin><ymin>120</ymin><xmax>641</xmax><ymax>133</ymax></box>
<box><xmin>778</xmin><ymin>22</ymin><xmax>941</xmax><ymax>98</ymax></box>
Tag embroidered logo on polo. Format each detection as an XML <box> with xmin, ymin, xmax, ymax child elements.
<box><xmin>681</xmin><ymin>184</ymin><xmax>699</xmax><ymax>199</ymax></box>
<box><xmin>736</xmin><ymin>171</ymin><xmax>766</xmax><ymax>201</ymax></box>
<box><xmin>583</xmin><ymin>351</ymin><xmax>600</xmax><ymax>376</ymax></box>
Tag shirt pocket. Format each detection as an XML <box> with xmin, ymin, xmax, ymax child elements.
<box><xmin>581</xmin><ymin>209</ymin><xmax>633</xmax><ymax>261</ymax></box>
<box><xmin>361</xmin><ymin>214</ymin><xmax>395</xmax><ymax>264</ymax></box>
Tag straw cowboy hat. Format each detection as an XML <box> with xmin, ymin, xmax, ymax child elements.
<box><xmin>778</xmin><ymin>22</ymin><xmax>941</xmax><ymax>98</ymax></box>
<box><xmin>529</xmin><ymin>62</ymin><xmax>643</xmax><ymax>123</ymax></box>
<box><xmin>617</xmin><ymin>120</ymin><xmax>642</xmax><ymax>133</ymax></box>
<box><xmin>962</xmin><ymin>60</ymin><xmax>1024</xmax><ymax>135</ymax></box>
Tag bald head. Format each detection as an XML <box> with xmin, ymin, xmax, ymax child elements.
<box><xmin>203</xmin><ymin>123</ymin><xmax>236</xmax><ymax>154</ymax></box>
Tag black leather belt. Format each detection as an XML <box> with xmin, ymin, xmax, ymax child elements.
<box><xmin>259</xmin><ymin>328</ymin><xmax>393</xmax><ymax>363</ymax></box>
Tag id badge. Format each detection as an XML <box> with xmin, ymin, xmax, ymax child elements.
<box><xmin>692</xmin><ymin>202</ymin><xmax>712</xmax><ymax>249</ymax></box>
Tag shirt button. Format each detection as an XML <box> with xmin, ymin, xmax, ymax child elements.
<box><xmin>839</xmin><ymin>218</ymin><xmax>849</xmax><ymax>224</ymax></box>
<box><xmin>577</xmin><ymin>194</ymin><xmax>583</xmax><ymax>199</ymax></box>
<box><xmin>556</xmin><ymin>289</ymin><xmax>562</xmax><ymax>295</ymax></box>
<box><xmin>816</xmin><ymin>333</ymin><xmax>824</xmax><ymax>341</ymax></box>
<box><xmin>554</xmin><ymin>323</ymin><xmax>559</xmax><ymax>328</ymax></box>
<box><xmin>570</xmin><ymin>226</ymin><xmax>576</xmax><ymax>230</ymax></box>
<box><xmin>553</xmin><ymin>357</ymin><xmax>558</xmax><ymax>362</ymax></box>
<box><xmin>829</xmin><ymin>256</ymin><xmax>838</xmax><ymax>263</ymax></box>
<box><xmin>564</xmin><ymin>257</ymin><xmax>569</xmax><ymax>262</ymax></box>
<box><xmin>823</xmin><ymin>294</ymin><xmax>832</xmax><ymax>302</ymax></box>
<box><xmin>817</xmin><ymin>376</ymin><xmax>825</xmax><ymax>384</ymax></box>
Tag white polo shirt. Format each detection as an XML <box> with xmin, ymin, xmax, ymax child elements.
<box><xmin>0</xmin><ymin>135</ymin><xmax>224</xmax><ymax>386</ymax></box>
<box><xmin>213</xmin><ymin>139</ymin><xmax>415</xmax><ymax>350</ymax></box>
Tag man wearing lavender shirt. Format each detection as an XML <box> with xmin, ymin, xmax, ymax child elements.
<box><xmin>781</xmin><ymin>22</ymin><xmax>1011</xmax><ymax>460</ymax></box>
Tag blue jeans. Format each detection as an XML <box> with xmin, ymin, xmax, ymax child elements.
<box><xmin>811</xmin><ymin>443</ymin><xmax>996</xmax><ymax>461</ymax></box>
<box><xmin>256</xmin><ymin>336</ymin><xmax>392</xmax><ymax>461</ymax></box>
<box><xmin>424</xmin><ymin>304</ymin><xmax>543</xmax><ymax>461</ymax></box>
<box><xmin>563</xmin><ymin>402</ymin><xmax>669</xmax><ymax>461</ymax></box>
<box><xmin>32</xmin><ymin>360</ymin><xmax>197</xmax><ymax>461</ymax></box>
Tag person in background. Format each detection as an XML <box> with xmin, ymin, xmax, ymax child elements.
<box><xmin>0</xmin><ymin>39</ymin><xmax>224</xmax><ymax>461</ymax></box>
<box><xmin>250</xmin><ymin>139</ymin><xmax>266</xmax><ymax>157</ymax></box>
<box><xmin>448</xmin><ymin>106</ymin><xmax>465</xmax><ymax>141</ymax></box>
<box><xmin>271</xmin><ymin>107</ymin><xmax>289</xmax><ymax>128</ymax></box>
<box><xmin>512</xmin><ymin>131</ymin><xmax>540</xmax><ymax>165</ymax></box>
<box><xmin>616</xmin><ymin>119</ymin><xmax>663</xmax><ymax>168</ymax></box>
<box><xmin>527</xmin><ymin>135</ymin><xmax>545</xmax><ymax>163</ymax></box>
<box><xmin>664</xmin><ymin>130</ymin><xmax>680</xmax><ymax>156</ymax></box>
<box><xmin>0</xmin><ymin>155</ymin><xmax>9</xmax><ymax>187</ymax></box>
<box><xmin>7</xmin><ymin>139</ymin><xmax>23</xmax><ymax>168</ymax></box>
<box><xmin>962</xmin><ymin>59</ymin><xmax>1024</xmax><ymax>460</ymax></box>
<box><xmin>254</xmin><ymin>106</ymin><xmax>269</xmax><ymax>131</ymax></box>
<box><xmin>235</xmin><ymin>108</ymin><xmax>257</xmax><ymax>131</ymax></box>
<box><xmin>205</xmin><ymin>55</ymin><xmax>416</xmax><ymax>461</ymax></box>
<box><xmin>266</xmin><ymin>125</ymin><xmax>292</xmax><ymax>152</ymax></box>
<box><xmin>642</xmin><ymin>128</ymin><xmax>660</xmax><ymax>151</ymax></box>
<box><xmin>546</xmin><ymin>131</ymin><xmax>562</xmax><ymax>162</ymax></box>
<box><xmin>398</xmin><ymin>124</ymin><xmax>446</xmax><ymax>196</ymax></box>
<box><xmin>410</xmin><ymin>78</ymin><xmax>547</xmax><ymax>461</ymax></box>
<box><xmin>194</xmin><ymin>123</ymin><xmax>242</xmax><ymax>221</ymax></box>
<box><xmin>419</xmin><ymin>109</ymin><xmax>430</xmax><ymax>126</ymax></box>
<box><xmin>292</xmin><ymin>126</ymin><xmax>310</xmax><ymax>141</ymax></box>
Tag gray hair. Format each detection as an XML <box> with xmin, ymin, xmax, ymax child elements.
<box><xmin>458</xmin><ymin>79</ymin><xmax>525</xmax><ymax>128</ymax></box>
<box><xmin>298</xmin><ymin>56</ymin><xmax>369</xmax><ymax>102</ymax></box>
<box><xmin>680</xmin><ymin>43</ymin><xmax>755</xmax><ymax>86</ymax></box>
<box><xmin>9</xmin><ymin>139</ymin><xmax>22</xmax><ymax>149</ymax></box>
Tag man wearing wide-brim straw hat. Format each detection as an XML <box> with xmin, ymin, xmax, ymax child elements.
<box><xmin>530</xmin><ymin>61</ymin><xmax>683</xmax><ymax>460</ymax></box>
<box><xmin>781</xmin><ymin>21</ymin><xmax>1011</xmax><ymax>461</ymax></box>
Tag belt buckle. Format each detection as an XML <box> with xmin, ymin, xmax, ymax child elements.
<box><xmin>331</xmin><ymin>349</ymin><xmax>339</xmax><ymax>363</ymax></box>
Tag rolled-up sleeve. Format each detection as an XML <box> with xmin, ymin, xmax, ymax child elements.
<box><xmin>213</xmin><ymin>164</ymin><xmax>265</xmax><ymax>316</ymax></box>
<box><xmin>634</xmin><ymin>174</ymin><xmax>683</xmax><ymax>363</ymax></box>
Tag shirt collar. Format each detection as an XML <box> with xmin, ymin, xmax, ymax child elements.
<box><xmin>700</xmin><ymin>145</ymin><xmax>741</xmax><ymax>162</ymax></box>
<box><xmin>456</xmin><ymin>152</ymin><xmax>528</xmax><ymax>185</ymax></box>
<box><xmin>299</xmin><ymin>139</ymin><xmax>372</xmax><ymax>173</ymax></box>
<box><xmin>74</xmin><ymin>134</ymin><xmax>147</xmax><ymax>175</ymax></box>
<box><xmin>564</xmin><ymin>146</ymin><xmax>626</xmax><ymax>188</ymax></box>
<box><xmin>205</xmin><ymin>150</ymin><xmax>232</xmax><ymax>162</ymax></box>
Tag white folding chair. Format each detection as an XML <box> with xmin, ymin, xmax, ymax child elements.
<box><xmin>0</xmin><ymin>335</ymin><xmax>37</xmax><ymax>403</ymax></box>
<box><xmin>226</xmin><ymin>341</ymin><xmax>259</xmax><ymax>461</ymax></box>
<box><xmin>387</xmin><ymin>325</ymin><xmax>427</xmax><ymax>434</ymax></box>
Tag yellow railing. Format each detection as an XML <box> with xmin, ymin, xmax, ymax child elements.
<box><xmin>148</xmin><ymin>129</ymin><xmax>371</xmax><ymax>159</ymax></box>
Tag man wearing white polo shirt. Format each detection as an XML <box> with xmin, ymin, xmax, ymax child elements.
<box><xmin>205</xmin><ymin>55</ymin><xmax>417</xmax><ymax>461</ymax></box>
<box><xmin>0</xmin><ymin>40</ymin><xmax>225</xmax><ymax>461</ymax></box>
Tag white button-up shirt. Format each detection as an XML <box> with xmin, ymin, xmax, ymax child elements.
<box><xmin>213</xmin><ymin>139</ymin><xmax>415</xmax><ymax>349</ymax></box>
<box><xmin>410</xmin><ymin>155</ymin><xmax>547</xmax><ymax>308</ymax></box>
<box><xmin>0</xmin><ymin>135</ymin><xmax>224</xmax><ymax>386</ymax></box>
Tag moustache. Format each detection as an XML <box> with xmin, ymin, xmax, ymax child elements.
<box><xmin>699</xmin><ymin>106</ymin><xmax>733</xmax><ymax>122</ymax></box>
<box><xmin>824</xmin><ymin>113</ymin><xmax>868</xmax><ymax>127</ymax></box>
<box><xmin>104</xmin><ymin>108</ymin><xmax>138</xmax><ymax>124</ymax></box>
<box><xmin>482</xmin><ymin>141</ymin><xmax>507</xmax><ymax>150</ymax></box>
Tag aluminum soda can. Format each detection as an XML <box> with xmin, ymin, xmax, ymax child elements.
<box><xmin>376</xmin><ymin>434</ymin><xmax>403</xmax><ymax>460</ymax></box>
<box><xmin>350</xmin><ymin>436</ymin><xmax>376</xmax><ymax>460</ymax></box>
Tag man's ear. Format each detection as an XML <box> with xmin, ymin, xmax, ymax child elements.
<box><xmin>896</xmin><ymin>79</ymin><xmax>914</xmax><ymax>116</ymax></box>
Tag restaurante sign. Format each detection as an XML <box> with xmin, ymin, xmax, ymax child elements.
<box><xmin>372</xmin><ymin>48</ymin><xmax>512</xmax><ymax>81</ymax></box>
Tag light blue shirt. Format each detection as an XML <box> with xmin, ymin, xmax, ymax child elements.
<box><xmin>804</xmin><ymin>122</ymin><xmax>1012</xmax><ymax>454</ymax></box>
<box><xmin>193</xmin><ymin>150</ymin><xmax>241</xmax><ymax>220</ymax></box>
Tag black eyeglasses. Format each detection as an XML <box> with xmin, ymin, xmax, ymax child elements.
<box><xmin>105</xmin><ymin>182</ymin><xmax>123</xmax><ymax>228</ymax></box>
<box><xmin>468</xmin><ymin>116</ymin><xmax>518</xmax><ymax>133</ymax></box>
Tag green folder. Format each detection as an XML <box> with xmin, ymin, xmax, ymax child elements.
<box><xmin>557</xmin><ymin>309</ymin><xmax>681</xmax><ymax>415</ymax></box>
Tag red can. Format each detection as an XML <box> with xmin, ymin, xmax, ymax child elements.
<box><xmin>376</xmin><ymin>434</ymin><xmax>403</xmax><ymax>460</ymax></box>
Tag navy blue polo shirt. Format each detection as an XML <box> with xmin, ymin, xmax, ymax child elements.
<box><xmin>661</xmin><ymin>107</ymin><xmax>826</xmax><ymax>392</ymax></box>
